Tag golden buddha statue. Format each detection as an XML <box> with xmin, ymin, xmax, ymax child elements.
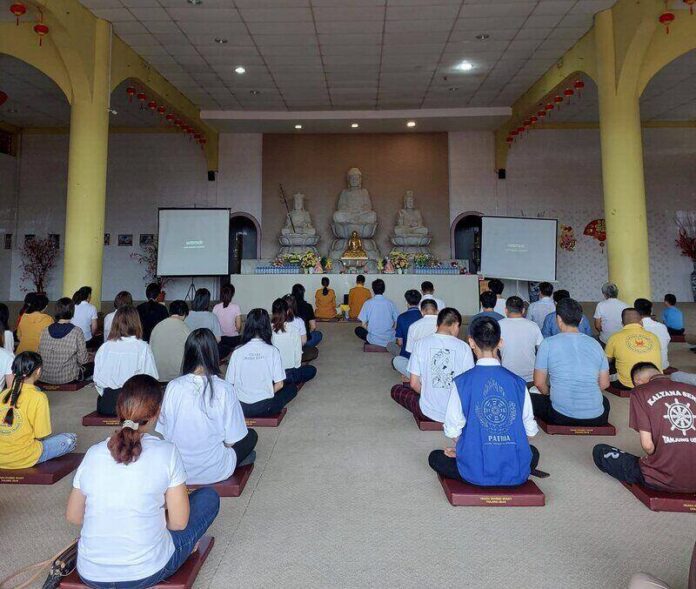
<box><xmin>342</xmin><ymin>231</ymin><xmax>368</xmax><ymax>258</ymax></box>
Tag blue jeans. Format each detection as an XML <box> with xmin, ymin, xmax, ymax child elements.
<box><xmin>80</xmin><ymin>487</ymin><xmax>220</xmax><ymax>589</ymax></box>
<box><xmin>305</xmin><ymin>330</ymin><xmax>323</xmax><ymax>348</ymax></box>
<box><xmin>286</xmin><ymin>365</ymin><xmax>317</xmax><ymax>385</ymax></box>
<box><xmin>37</xmin><ymin>433</ymin><xmax>77</xmax><ymax>463</ymax></box>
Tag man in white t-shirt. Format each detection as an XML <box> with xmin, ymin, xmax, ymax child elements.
<box><xmin>635</xmin><ymin>298</ymin><xmax>670</xmax><ymax>369</ymax></box>
<box><xmin>499</xmin><ymin>296</ymin><xmax>543</xmax><ymax>383</ymax></box>
<box><xmin>0</xmin><ymin>346</ymin><xmax>13</xmax><ymax>389</ymax></box>
<box><xmin>420</xmin><ymin>281</ymin><xmax>445</xmax><ymax>311</ymax></box>
<box><xmin>391</xmin><ymin>308</ymin><xmax>473</xmax><ymax>423</ymax></box>
<box><xmin>594</xmin><ymin>282</ymin><xmax>628</xmax><ymax>344</ymax></box>
<box><xmin>404</xmin><ymin>299</ymin><xmax>439</xmax><ymax>356</ymax></box>
<box><xmin>527</xmin><ymin>282</ymin><xmax>555</xmax><ymax>329</ymax></box>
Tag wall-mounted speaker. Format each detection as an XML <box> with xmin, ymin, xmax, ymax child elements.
<box><xmin>207</xmin><ymin>171</ymin><xmax>216</xmax><ymax>182</ymax></box>
<box><xmin>497</xmin><ymin>168</ymin><xmax>506</xmax><ymax>180</ymax></box>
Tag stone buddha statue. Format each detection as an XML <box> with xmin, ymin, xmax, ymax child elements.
<box><xmin>394</xmin><ymin>191</ymin><xmax>428</xmax><ymax>236</ymax></box>
<box><xmin>332</xmin><ymin>168</ymin><xmax>377</xmax><ymax>225</ymax></box>
<box><xmin>281</xmin><ymin>192</ymin><xmax>316</xmax><ymax>236</ymax></box>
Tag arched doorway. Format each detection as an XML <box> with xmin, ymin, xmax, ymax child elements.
<box><xmin>451</xmin><ymin>212</ymin><xmax>482</xmax><ymax>273</ymax></box>
<box><xmin>229</xmin><ymin>213</ymin><xmax>260</xmax><ymax>274</ymax></box>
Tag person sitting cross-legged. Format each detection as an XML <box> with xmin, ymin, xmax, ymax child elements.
<box><xmin>271</xmin><ymin>298</ymin><xmax>317</xmax><ymax>386</ymax></box>
<box><xmin>283</xmin><ymin>294</ymin><xmax>318</xmax><ymax>363</ymax></box>
<box><xmin>499</xmin><ymin>296</ymin><xmax>543</xmax><ymax>385</ymax></box>
<box><xmin>635</xmin><ymin>298</ymin><xmax>670</xmax><ymax>371</ymax></box>
<box><xmin>213</xmin><ymin>283</ymin><xmax>242</xmax><ymax>350</ymax></box>
<box><xmin>225</xmin><ymin>308</ymin><xmax>297</xmax><ymax>418</ymax></box>
<box><xmin>292</xmin><ymin>284</ymin><xmax>323</xmax><ymax>348</ymax></box>
<box><xmin>428</xmin><ymin>317</ymin><xmax>540</xmax><ymax>487</ymax></box>
<box><xmin>103</xmin><ymin>291</ymin><xmax>133</xmax><ymax>342</ymax></box>
<box><xmin>157</xmin><ymin>328</ymin><xmax>257</xmax><ymax>486</ymax></box>
<box><xmin>185</xmin><ymin>288</ymin><xmax>229</xmax><ymax>360</ymax></box>
<box><xmin>404</xmin><ymin>299</ymin><xmax>439</xmax><ymax>352</ymax></box>
<box><xmin>149</xmin><ymin>300</ymin><xmax>191</xmax><ymax>383</ymax></box>
<box><xmin>66</xmin><ymin>374</ymin><xmax>220</xmax><ymax>589</ymax></box>
<box><xmin>662</xmin><ymin>293</ymin><xmax>684</xmax><ymax>336</ymax></box>
<box><xmin>468</xmin><ymin>291</ymin><xmax>504</xmax><ymax>336</ymax></box>
<box><xmin>388</xmin><ymin>290</ymin><xmax>422</xmax><ymax>377</ymax></box>
<box><xmin>392</xmin><ymin>308</ymin><xmax>473</xmax><ymax>423</ymax></box>
<box><xmin>527</xmin><ymin>281</ymin><xmax>555</xmax><ymax>329</ymax></box>
<box><xmin>355</xmin><ymin>279</ymin><xmax>399</xmax><ymax>348</ymax></box>
<box><xmin>72</xmin><ymin>286</ymin><xmax>100</xmax><ymax>348</ymax></box>
<box><xmin>594</xmin><ymin>282</ymin><xmax>629</xmax><ymax>345</ymax></box>
<box><xmin>593</xmin><ymin>362</ymin><xmax>696</xmax><ymax>493</ymax></box>
<box><xmin>348</xmin><ymin>274</ymin><xmax>371</xmax><ymax>320</ymax></box>
<box><xmin>605</xmin><ymin>308</ymin><xmax>662</xmax><ymax>390</ymax></box>
<box><xmin>315</xmin><ymin>277</ymin><xmax>338</xmax><ymax>320</ymax></box>
<box><xmin>16</xmin><ymin>293</ymin><xmax>53</xmax><ymax>354</ymax></box>
<box><xmin>541</xmin><ymin>289</ymin><xmax>593</xmax><ymax>338</ymax></box>
<box><xmin>137</xmin><ymin>282</ymin><xmax>169</xmax><ymax>343</ymax></box>
<box><xmin>532</xmin><ymin>298</ymin><xmax>611</xmax><ymax>426</ymax></box>
<box><xmin>420</xmin><ymin>281</ymin><xmax>445</xmax><ymax>311</ymax></box>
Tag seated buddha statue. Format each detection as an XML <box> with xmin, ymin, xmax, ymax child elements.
<box><xmin>281</xmin><ymin>192</ymin><xmax>316</xmax><ymax>236</ymax></box>
<box><xmin>332</xmin><ymin>168</ymin><xmax>377</xmax><ymax>226</ymax></box>
<box><xmin>394</xmin><ymin>191</ymin><xmax>429</xmax><ymax>237</ymax></box>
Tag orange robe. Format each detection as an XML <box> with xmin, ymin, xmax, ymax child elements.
<box><xmin>348</xmin><ymin>286</ymin><xmax>371</xmax><ymax>320</ymax></box>
<box><xmin>315</xmin><ymin>288</ymin><xmax>337</xmax><ymax>319</ymax></box>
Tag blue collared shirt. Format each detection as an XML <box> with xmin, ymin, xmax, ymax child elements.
<box><xmin>542</xmin><ymin>312</ymin><xmax>592</xmax><ymax>338</ymax></box>
<box><xmin>395</xmin><ymin>307</ymin><xmax>422</xmax><ymax>358</ymax></box>
<box><xmin>359</xmin><ymin>295</ymin><xmax>399</xmax><ymax>347</ymax></box>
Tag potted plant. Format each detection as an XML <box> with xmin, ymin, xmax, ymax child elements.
<box><xmin>675</xmin><ymin>212</ymin><xmax>696</xmax><ymax>301</ymax></box>
<box><xmin>130</xmin><ymin>236</ymin><xmax>170</xmax><ymax>291</ymax></box>
<box><xmin>19</xmin><ymin>236</ymin><xmax>59</xmax><ymax>293</ymax></box>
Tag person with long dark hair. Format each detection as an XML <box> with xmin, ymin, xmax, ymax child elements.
<box><xmin>213</xmin><ymin>284</ymin><xmax>242</xmax><ymax>349</ymax></box>
<box><xmin>0</xmin><ymin>302</ymin><xmax>15</xmax><ymax>353</ymax></box>
<box><xmin>14</xmin><ymin>292</ymin><xmax>35</xmax><ymax>334</ymax></box>
<box><xmin>137</xmin><ymin>283</ymin><xmax>169</xmax><ymax>342</ymax></box>
<box><xmin>225</xmin><ymin>308</ymin><xmax>297</xmax><ymax>417</ymax></box>
<box><xmin>93</xmin><ymin>306</ymin><xmax>158</xmax><ymax>416</ymax></box>
<box><xmin>185</xmin><ymin>288</ymin><xmax>230</xmax><ymax>358</ymax></box>
<box><xmin>0</xmin><ymin>352</ymin><xmax>77</xmax><ymax>469</ymax></box>
<box><xmin>66</xmin><ymin>374</ymin><xmax>220</xmax><ymax>588</ymax></box>
<box><xmin>0</xmin><ymin>303</ymin><xmax>14</xmax><ymax>388</ymax></box>
<box><xmin>292</xmin><ymin>283</ymin><xmax>323</xmax><ymax>348</ymax></box>
<box><xmin>157</xmin><ymin>328</ymin><xmax>256</xmax><ymax>485</ymax></box>
<box><xmin>315</xmin><ymin>277</ymin><xmax>337</xmax><ymax>320</ymax></box>
<box><xmin>72</xmin><ymin>286</ymin><xmax>99</xmax><ymax>346</ymax></box>
<box><xmin>103</xmin><ymin>291</ymin><xmax>133</xmax><ymax>342</ymax></box>
<box><xmin>16</xmin><ymin>293</ymin><xmax>52</xmax><ymax>353</ymax></box>
<box><xmin>271</xmin><ymin>299</ymin><xmax>317</xmax><ymax>385</ymax></box>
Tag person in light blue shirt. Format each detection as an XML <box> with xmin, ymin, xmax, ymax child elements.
<box><xmin>541</xmin><ymin>289</ymin><xmax>592</xmax><ymax>338</ymax></box>
<box><xmin>532</xmin><ymin>297</ymin><xmax>611</xmax><ymax>425</ymax></box>
<box><xmin>468</xmin><ymin>290</ymin><xmax>503</xmax><ymax>336</ymax></box>
<box><xmin>662</xmin><ymin>293</ymin><xmax>685</xmax><ymax>335</ymax></box>
<box><xmin>355</xmin><ymin>279</ymin><xmax>399</xmax><ymax>347</ymax></box>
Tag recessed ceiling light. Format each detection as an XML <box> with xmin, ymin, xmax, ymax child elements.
<box><xmin>455</xmin><ymin>60</ymin><xmax>474</xmax><ymax>72</ymax></box>
<box><xmin>249</xmin><ymin>90</ymin><xmax>260</xmax><ymax>95</ymax></box>
<box><xmin>475</xmin><ymin>33</ymin><xmax>489</xmax><ymax>40</ymax></box>
<box><xmin>188</xmin><ymin>0</ymin><xmax>202</xmax><ymax>4</ymax></box>
<box><xmin>406</xmin><ymin>121</ymin><xmax>416</xmax><ymax>128</ymax></box>
<box><xmin>235</xmin><ymin>66</ymin><xmax>246</xmax><ymax>74</ymax></box>
<box><xmin>449</xmin><ymin>87</ymin><xmax>458</xmax><ymax>92</ymax></box>
<box><xmin>351</xmin><ymin>123</ymin><xmax>359</xmax><ymax>128</ymax></box>
<box><xmin>214</xmin><ymin>38</ymin><xmax>228</xmax><ymax>44</ymax></box>
<box><xmin>295</xmin><ymin>124</ymin><xmax>302</xmax><ymax>129</ymax></box>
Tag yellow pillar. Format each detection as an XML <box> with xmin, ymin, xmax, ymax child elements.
<box><xmin>595</xmin><ymin>10</ymin><xmax>651</xmax><ymax>303</ymax></box>
<box><xmin>62</xmin><ymin>19</ymin><xmax>111</xmax><ymax>306</ymax></box>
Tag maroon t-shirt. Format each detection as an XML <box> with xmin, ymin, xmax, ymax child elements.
<box><xmin>629</xmin><ymin>375</ymin><xmax>696</xmax><ymax>493</ymax></box>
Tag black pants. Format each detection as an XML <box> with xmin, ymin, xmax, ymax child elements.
<box><xmin>612</xmin><ymin>380</ymin><xmax>632</xmax><ymax>391</ymax></box>
<box><xmin>286</xmin><ymin>365</ymin><xmax>317</xmax><ymax>384</ymax></box>
<box><xmin>221</xmin><ymin>335</ymin><xmax>241</xmax><ymax>350</ymax></box>
<box><xmin>217</xmin><ymin>341</ymin><xmax>233</xmax><ymax>360</ymax></box>
<box><xmin>667</xmin><ymin>327</ymin><xmax>685</xmax><ymax>336</ymax></box>
<box><xmin>232</xmin><ymin>429</ymin><xmax>257</xmax><ymax>465</ymax></box>
<box><xmin>428</xmin><ymin>446</ymin><xmax>540</xmax><ymax>486</ymax></box>
<box><xmin>97</xmin><ymin>387</ymin><xmax>121</xmax><ymax>416</ymax></box>
<box><xmin>240</xmin><ymin>384</ymin><xmax>298</xmax><ymax>417</ymax></box>
<box><xmin>80</xmin><ymin>362</ymin><xmax>94</xmax><ymax>381</ymax></box>
<box><xmin>592</xmin><ymin>444</ymin><xmax>644</xmax><ymax>485</ymax></box>
<box><xmin>301</xmin><ymin>346</ymin><xmax>319</xmax><ymax>364</ymax></box>
<box><xmin>355</xmin><ymin>326</ymin><xmax>368</xmax><ymax>341</ymax></box>
<box><xmin>85</xmin><ymin>335</ymin><xmax>103</xmax><ymax>351</ymax></box>
<box><xmin>531</xmin><ymin>394</ymin><xmax>611</xmax><ymax>426</ymax></box>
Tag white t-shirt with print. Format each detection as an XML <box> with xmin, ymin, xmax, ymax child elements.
<box><xmin>499</xmin><ymin>317</ymin><xmax>543</xmax><ymax>382</ymax></box>
<box><xmin>225</xmin><ymin>338</ymin><xmax>285</xmax><ymax>404</ymax></box>
<box><xmin>156</xmin><ymin>374</ymin><xmax>247</xmax><ymax>485</ymax></box>
<box><xmin>73</xmin><ymin>435</ymin><xmax>187</xmax><ymax>583</ymax></box>
<box><xmin>72</xmin><ymin>301</ymin><xmax>98</xmax><ymax>341</ymax></box>
<box><xmin>0</xmin><ymin>347</ymin><xmax>13</xmax><ymax>389</ymax></box>
<box><xmin>405</xmin><ymin>315</ymin><xmax>438</xmax><ymax>354</ymax></box>
<box><xmin>408</xmin><ymin>333</ymin><xmax>474</xmax><ymax>422</ymax></box>
<box><xmin>594</xmin><ymin>298</ymin><xmax>629</xmax><ymax>343</ymax></box>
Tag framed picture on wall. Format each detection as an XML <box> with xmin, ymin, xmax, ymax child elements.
<box><xmin>4</xmin><ymin>234</ymin><xmax>11</xmax><ymax>250</ymax></box>
<box><xmin>104</xmin><ymin>233</ymin><xmax>111</xmax><ymax>246</ymax></box>
<box><xmin>118</xmin><ymin>234</ymin><xmax>133</xmax><ymax>247</ymax></box>
<box><xmin>49</xmin><ymin>234</ymin><xmax>60</xmax><ymax>249</ymax></box>
<box><xmin>139</xmin><ymin>233</ymin><xmax>154</xmax><ymax>247</ymax></box>
<box><xmin>24</xmin><ymin>234</ymin><xmax>35</xmax><ymax>244</ymax></box>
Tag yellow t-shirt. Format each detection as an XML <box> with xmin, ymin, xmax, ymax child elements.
<box><xmin>315</xmin><ymin>288</ymin><xmax>337</xmax><ymax>319</ymax></box>
<box><xmin>605</xmin><ymin>324</ymin><xmax>662</xmax><ymax>388</ymax></box>
<box><xmin>0</xmin><ymin>383</ymin><xmax>51</xmax><ymax>469</ymax></box>
<box><xmin>16</xmin><ymin>312</ymin><xmax>54</xmax><ymax>354</ymax></box>
<box><xmin>348</xmin><ymin>286</ymin><xmax>371</xmax><ymax>320</ymax></box>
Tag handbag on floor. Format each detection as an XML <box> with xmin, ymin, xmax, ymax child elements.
<box><xmin>0</xmin><ymin>539</ymin><xmax>78</xmax><ymax>589</ymax></box>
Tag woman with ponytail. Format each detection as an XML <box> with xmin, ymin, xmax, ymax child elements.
<box><xmin>0</xmin><ymin>352</ymin><xmax>77</xmax><ymax>469</ymax></box>
<box><xmin>66</xmin><ymin>374</ymin><xmax>220</xmax><ymax>589</ymax></box>
<box><xmin>156</xmin><ymin>328</ymin><xmax>255</xmax><ymax>485</ymax></box>
<box><xmin>314</xmin><ymin>276</ymin><xmax>337</xmax><ymax>320</ymax></box>
<box><xmin>291</xmin><ymin>283</ymin><xmax>323</xmax><ymax>348</ymax></box>
<box><xmin>71</xmin><ymin>285</ymin><xmax>99</xmax><ymax>347</ymax></box>
<box><xmin>271</xmin><ymin>299</ymin><xmax>317</xmax><ymax>386</ymax></box>
<box><xmin>16</xmin><ymin>293</ymin><xmax>53</xmax><ymax>353</ymax></box>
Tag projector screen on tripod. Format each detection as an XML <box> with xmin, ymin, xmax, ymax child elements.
<box><xmin>480</xmin><ymin>216</ymin><xmax>558</xmax><ymax>282</ymax></box>
<box><xmin>157</xmin><ymin>208</ymin><xmax>230</xmax><ymax>276</ymax></box>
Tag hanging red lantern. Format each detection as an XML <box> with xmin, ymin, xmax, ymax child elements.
<box><xmin>147</xmin><ymin>100</ymin><xmax>157</xmax><ymax>112</ymax></box>
<box><xmin>530</xmin><ymin>116</ymin><xmax>538</xmax><ymax>125</ymax></box>
<box><xmin>510</xmin><ymin>129</ymin><xmax>519</xmax><ymax>136</ymax></box>
<box><xmin>199</xmin><ymin>137</ymin><xmax>207</xmax><ymax>145</ymax></box>
<box><xmin>34</xmin><ymin>23</ymin><xmax>49</xmax><ymax>46</ymax></box>
<box><xmin>537</xmin><ymin>110</ymin><xmax>546</xmax><ymax>118</ymax></box>
<box><xmin>563</xmin><ymin>88</ymin><xmax>574</xmax><ymax>99</ymax></box>
<box><xmin>506</xmin><ymin>136</ymin><xmax>514</xmax><ymax>144</ymax></box>
<box><xmin>165</xmin><ymin>113</ymin><xmax>175</xmax><ymax>123</ymax></box>
<box><xmin>517</xmin><ymin>126</ymin><xmax>525</xmax><ymax>134</ymax></box>
<box><xmin>574</xmin><ymin>80</ymin><xmax>585</xmax><ymax>95</ymax></box>
<box><xmin>659</xmin><ymin>11</ymin><xmax>675</xmax><ymax>33</ymax></box>
<box><xmin>0</xmin><ymin>91</ymin><xmax>7</xmax><ymax>107</ymax></box>
<box><xmin>157</xmin><ymin>105</ymin><xmax>166</xmax><ymax>115</ymax></box>
<box><xmin>684</xmin><ymin>0</ymin><xmax>696</xmax><ymax>15</ymax></box>
<box><xmin>545</xmin><ymin>103</ymin><xmax>554</xmax><ymax>112</ymax></box>
<box><xmin>175</xmin><ymin>119</ymin><xmax>183</xmax><ymax>127</ymax></box>
<box><xmin>126</xmin><ymin>86</ymin><xmax>136</xmax><ymax>102</ymax></box>
<box><xmin>10</xmin><ymin>3</ymin><xmax>26</xmax><ymax>26</ymax></box>
<box><xmin>136</xmin><ymin>92</ymin><xmax>147</xmax><ymax>110</ymax></box>
<box><xmin>523</xmin><ymin>119</ymin><xmax>532</xmax><ymax>127</ymax></box>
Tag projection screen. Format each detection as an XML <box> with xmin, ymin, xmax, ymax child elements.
<box><xmin>157</xmin><ymin>208</ymin><xmax>230</xmax><ymax>276</ymax></box>
<box><xmin>480</xmin><ymin>216</ymin><xmax>558</xmax><ymax>282</ymax></box>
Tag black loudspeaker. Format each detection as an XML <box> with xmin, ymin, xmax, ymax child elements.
<box><xmin>497</xmin><ymin>168</ymin><xmax>506</xmax><ymax>180</ymax></box>
<box><xmin>207</xmin><ymin>170</ymin><xmax>216</xmax><ymax>182</ymax></box>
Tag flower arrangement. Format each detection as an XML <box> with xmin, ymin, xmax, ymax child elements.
<box><xmin>19</xmin><ymin>236</ymin><xmax>59</xmax><ymax>292</ymax></box>
<box><xmin>558</xmin><ymin>224</ymin><xmax>576</xmax><ymax>252</ymax></box>
<box><xmin>413</xmin><ymin>253</ymin><xmax>440</xmax><ymax>268</ymax></box>
<box><xmin>130</xmin><ymin>237</ymin><xmax>171</xmax><ymax>287</ymax></box>
<box><xmin>272</xmin><ymin>253</ymin><xmax>301</xmax><ymax>267</ymax></box>
<box><xmin>320</xmin><ymin>257</ymin><xmax>333</xmax><ymax>272</ymax></box>
<box><xmin>675</xmin><ymin>212</ymin><xmax>696</xmax><ymax>260</ymax></box>
<box><xmin>389</xmin><ymin>250</ymin><xmax>410</xmax><ymax>270</ymax></box>
<box><xmin>300</xmin><ymin>250</ymin><xmax>319</xmax><ymax>269</ymax></box>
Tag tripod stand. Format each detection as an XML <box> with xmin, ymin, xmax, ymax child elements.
<box><xmin>184</xmin><ymin>277</ymin><xmax>197</xmax><ymax>301</ymax></box>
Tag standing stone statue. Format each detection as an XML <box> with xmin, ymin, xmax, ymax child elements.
<box><xmin>278</xmin><ymin>192</ymin><xmax>320</xmax><ymax>255</ymax></box>
<box><xmin>390</xmin><ymin>190</ymin><xmax>432</xmax><ymax>255</ymax></box>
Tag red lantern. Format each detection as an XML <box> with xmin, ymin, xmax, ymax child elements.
<box><xmin>0</xmin><ymin>91</ymin><xmax>7</xmax><ymax>107</ymax></box>
<box><xmin>537</xmin><ymin>110</ymin><xmax>546</xmax><ymax>118</ymax></box>
<box><xmin>165</xmin><ymin>113</ymin><xmax>175</xmax><ymax>123</ymax></box>
<box><xmin>175</xmin><ymin>119</ymin><xmax>182</xmax><ymax>127</ymax></box>
<box><xmin>530</xmin><ymin>116</ymin><xmax>538</xmax><ymax>125</ymax></box>
<box><xmin>137</xmin><ymin>92</ymin><xmax>146</xmax><ymax>109</ymax></box>
<box><xmin>523</xmin><ymin>119</ymin><xmax>531</xmax><ymax>127</ymax></box>
<box><xmin>545</xmin><ymin>103</ymin><xmax>554</xmax><ymax>111</ymax></box>
<box><xmin>147</xmin><ymin>100</ymin><xmax>157</xmax><ymax>111</ymax></box>
<box><xmin>199</xmin><ymin>137</ymin><xmax>207</xmax><ymax>145</ymax></box>
<box><xmin>517</xmin><ymin>126</ymin><xmax>525</xmax><ymax>134</ymax></box>
<box><xmin>506</xmin><ymin>136</ymin><xmax>514</xmax><ymax>144</ymax></box>
<box><xmin>574</xmin><ymin>80</ymin><xmax>585</xmax><ymax>94</ymax></box>
<box><xmin>126</xmin><ymin>86</ymin><xmax>136</xmax><ymax>102</ymax></box>
<box><xmin>684</xmin><ymin>0</ymin><xmax>696</xmax><ymax>15</ymax></box>
<box><xmin>510</xmin><ymin>130</ymin><xmax>518</xmax><ymax>136</ymax></box>
<box><xmin>34</xmin><ymin>23</ymin><xmax>49</xmax><ymax>46</ymax></box>
<box><xmin>157</xmin><ymin>105</ymin><xmax>166</xmax><ymax>115</ymax></box>
<box><xmin>10</xmin><ymin>3</ymin><xmax>26</xmax><ymax>25</ymax></box>
<box><xmin>563</xmin><ymin>88</ymin><xmax>574</xmax><ymax>99</ymax></box>
<box><xmin>659</xmin><ymin>11</ymin><xmax>675</xmax><ymax>33</ymax></box>
<box><xmin>583</xmin><ymin>219</ymin><xmax>607</xmax><ymax>252</ymax></box>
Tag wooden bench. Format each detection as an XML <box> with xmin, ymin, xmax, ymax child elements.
<box><xmin>187</xmin><ymin>464</ymin><xmax>253</xmax><ymax>497</ymax></box>
<box><xmin>38</xmin><ymin>380</ymin><xmax>90</xmax><ymax>392</ymax></box>
<box><xmin>60</xmin><ymin>536</ymin><xmax>215</xmax><ymax>588</ymax></box>
<box><xmin>245</xmin><ymin>407</ymin><xmax>286</xmax><ymax>428</ymax></box>
<box><xmin>414</xmin><ymin>413</ymin><xmax>443</xmax><ymax>431</ymax></box>
<box><xmin>363</xmin><ymin>343</ymin><xmax>388</xmax><ymax>353</ymax></box>
<box><xmin>622</xmin><ymin>482</ymin><xmax>696</xmax><ymax>513</ymax></box>
<box><xmin>537</xmin><ymin>418</ymin><xmax>616</xmax><ymax>436</ymax></box>
<box><xmin>0</xmin><ymin>453</ymin><xmax>84</xmax><ymax>485</ymax></box>
<box><xmin>438</xmin><ymin>475</ymin><xmax>545</xmax><ymax>507</ymax></box>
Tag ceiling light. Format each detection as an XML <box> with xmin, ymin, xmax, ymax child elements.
<box><xmin>351</xmin><ymin>123</ymin><xmax>359</xmax><ymax>128</ymax></box>
<box><xmin>455</xmin><ymin>60</ymin><xmax>474</xmax><ymax>72</ymax></box>
<box><xmin>249</xmin><ymin>90</ymin><xmax>260</xmax><ymax>95</ymax></box>
<box><xmin>235</xmin><ymin>66</ymin><xmax>246</xmax><ymax>74</ymax></box>
<box><xmin>475</xmin><ymin>33</ymin><xmax>489</xmax><ymax>40</ymax></box>
<box><xmin>406</xmin><ymin>121</ymin><xmax>416</xmax><ymax>128</ymax></box>
<box><xmin>295</xmin><ymin>124</ymin><xmax>302</xmax><ymax>129</ymax></box>
<box><xmin>214</xmin><ymin>38</ymin><xmax>228</xmax><ymax>44</ymax></box>
<box><xmin>188</xmin><ymin>0</ymin><xmax>203</xmax><ymax>4</ymax></box>
<box><xmin>449</xmin><ymin>87</ymin><xmax>458</xmax><ymax>92</ymax></box>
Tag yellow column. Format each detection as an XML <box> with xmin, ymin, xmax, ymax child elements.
<box><xmin>595</xmin><ymin>10</ymin><xmax>651</xmax><ymax>303</ymax></box>
<box><xmin>62</xmin><ymin>19</ymin><xmax>111</xmax><ymax>306</ymax></box>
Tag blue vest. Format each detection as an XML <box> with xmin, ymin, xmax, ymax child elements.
<box><xmin>454</xmin><ymin>365</ymin><xmax>532</xmax><ymax>487</ymax></box>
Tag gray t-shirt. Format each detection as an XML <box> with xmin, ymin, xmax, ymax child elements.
<box><xmin>150</xmin><ymin>318</ymin><xmax>191</xmax><ymax>382</ymax></box>
<box><xmin>184</xmin><ymin>311</ymin><xmax>222</xmax><ymax>338</ymax></box>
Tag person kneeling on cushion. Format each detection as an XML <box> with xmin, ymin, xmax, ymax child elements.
<box><xmin>593</xmin><ymin>362</ymin><xmax>696</xmax><ymax>493</ymax></box>
<box><xmin>428</xmin><ymin>317</ymin><xmax>540</xmax><ymax>487</ymax></box>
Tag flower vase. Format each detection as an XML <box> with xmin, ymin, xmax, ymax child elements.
<box><xmin>691</xmin><ymin>260</ymin><xmax>696</xmax><ymax>302</ymax></box>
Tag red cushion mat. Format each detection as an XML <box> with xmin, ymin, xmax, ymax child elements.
<box><xmin>438</xmin><ymin>475</ymin><xmax>545</xmax><ymax>507</ymax></box>
<box><xmin>537</xmin><ymin>418</ymin><xmax>616</xmax><ymax>436</ymax></box>
<box><xmin>245</xmin><ymin>407</ymin><xmax>286</xmax><ymax>428</ymax></box>
<box><xmin>622</xmin><ymin>482</ymin><xmax>696</xmax><ymax>513</ymax></box>
<box><xmin>0</xmin><ymin>453</ymin><xmax>84</xmax><ymax>485</ymax></box>
<box><xmin>188</xmin><ymin>464</ymin><xmax>253</xmax><ymax>497</ymax></box>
